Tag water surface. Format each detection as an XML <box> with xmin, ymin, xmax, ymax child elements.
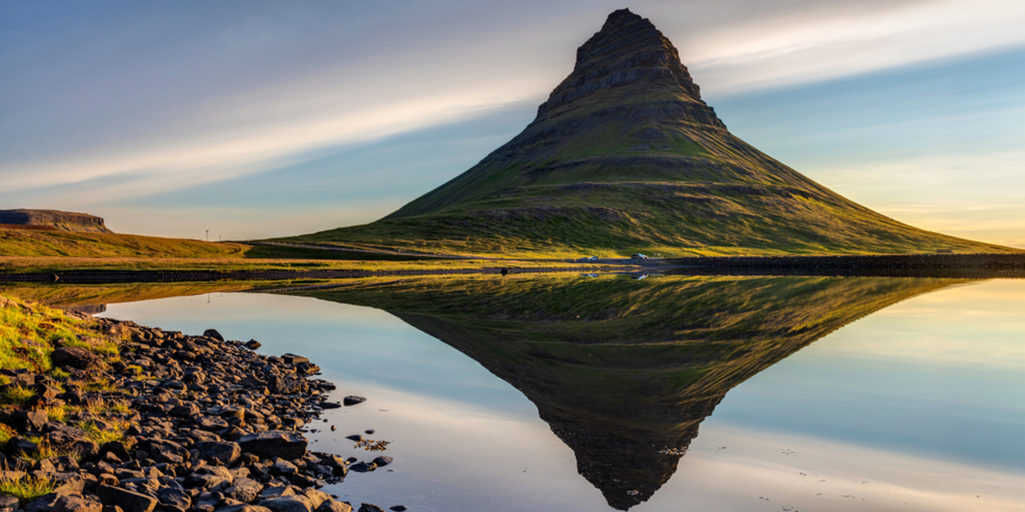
<box><xmin>5</xmin><ymin>275</ymin><xmax>1024</xmax><ymax>511</ymax></box>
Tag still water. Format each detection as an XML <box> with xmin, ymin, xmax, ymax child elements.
<box><xmin>46</xmin><ymin>276</ymin><xmax>1025</xmax><ymax>511</ymax></box>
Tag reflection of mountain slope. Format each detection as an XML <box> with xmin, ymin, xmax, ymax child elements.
<box><xmin>288</xmin><ymin>275</ymin><xmax>962</xmax><ymax>510</ymax></box>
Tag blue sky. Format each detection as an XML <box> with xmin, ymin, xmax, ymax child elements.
<box><xmin>2</xmin><ymin>0</ymin><xmax>1024</xmax><ymax>246</ymax></box>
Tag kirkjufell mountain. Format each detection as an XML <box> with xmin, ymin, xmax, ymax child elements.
<box><xmin>286</xmin><ymin>9</ymin><xmax>1011</xmax><ymax>257</ymax></box>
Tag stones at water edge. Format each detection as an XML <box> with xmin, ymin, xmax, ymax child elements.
<box><xmin>358</xmin><ymin>503</ymin><xmax>386</xmax><ymax>512</ymax></box>
<box><xmin>237</xmin><ymin>430</ymin><xmax>308</xmax><ymax>459</ymax></box>
<box><xmin>343</xmin><ymin>395</ymin><xmax>366</xmax><ymax>406</ymax></box>
<box><xmin>204</xmin><ymin>328</ymin><xmax>225</xmax><ymax>341</ymax></box>
<box><xmin>0</xmin><ymin>312</ymin><xmax>379</xmax><ymax>512</ymax></box>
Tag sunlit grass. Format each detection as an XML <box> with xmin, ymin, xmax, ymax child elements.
<box><xmin>0</xmin><ymin>474</ymin><xmax>54</xmax><ymax>501</ymax></box>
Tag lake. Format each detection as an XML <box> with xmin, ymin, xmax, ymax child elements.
<box><xmin>5</xmin><ymin>274</ymin><xmax>1025</xmax><ymax>511</ymax></box>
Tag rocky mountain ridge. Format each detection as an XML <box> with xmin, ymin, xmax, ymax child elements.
<box><xmin>0</xmin><ymin>210</ymin><xmax>112</xmax><ymax>234</ymax></box>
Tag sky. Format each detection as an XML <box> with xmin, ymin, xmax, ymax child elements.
<box><xmin>1</xmin><ymin>0</ymin><xmax>1024</xmax><ymax>246</ymax></box>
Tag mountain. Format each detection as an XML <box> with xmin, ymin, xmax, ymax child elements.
<box><xmin>0</xmin><ymin>209</ymin><xmax>112</xmax><ymax>233</ymax></box>
<box><xmin>284</xmin><ymin>9</ymin><xmax>1013</xmax><ymax>257</ymax></box>
<box><xmin>286</xmin><ymin>274</ymin><xmax>964</xmax><ymax>509</ymax></box>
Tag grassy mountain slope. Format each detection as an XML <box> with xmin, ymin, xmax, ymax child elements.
<box><xmin>284</xmin><ymin>10</ymin><xmax>1013</xmax><ymax>258</ymax></box>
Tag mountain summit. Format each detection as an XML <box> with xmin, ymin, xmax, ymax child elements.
<box><xmin>289</xmin><ymin>9</ymin><xmax>1010</xmax><ymax>257</ymax></box>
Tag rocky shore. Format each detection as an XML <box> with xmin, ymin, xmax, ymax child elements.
<box><xmin>0</xmin><ymin>312</ymin><xmax>394</xmax><ymax>512</ymax></box>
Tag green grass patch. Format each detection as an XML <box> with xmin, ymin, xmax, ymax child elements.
<box><xmin>0</xmin><ymin>474</ymin><xmax>54</xmax><ymax>501</ymax></box>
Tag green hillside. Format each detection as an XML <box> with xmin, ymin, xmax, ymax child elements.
<box><xmin>283</xmin><ymin>9</ymin><xmax>1014</xmax><ymax>258</ymax></box>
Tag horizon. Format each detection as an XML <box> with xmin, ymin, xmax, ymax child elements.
<box><xmin>2</xmin><ymin>1</ymin><xmax>1024</xmax><ymax>248</ymax></box>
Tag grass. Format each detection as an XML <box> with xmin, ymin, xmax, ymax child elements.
<box><xmin>0</xmin><ymin>475</ymin><xmax>54</xmax><ymax>501</ymax></box>
<box><xmin>0</xmin><ymin>295</ymin><xmax>115</xmax><ymax>373</ymax></box>
<box><xmin>0</xmin><ymin>423</ymin><xmax>15</xmax><ymax>444</ymax></box>
<box><xmin>74</xmin><ymin>418</ymin><xmax>130</xmax><ymax>444</ymax></box>
<box><xmin>0</xmin><ymin>385</ymin><xmax>34</xmax><ymax>407</ymax></box>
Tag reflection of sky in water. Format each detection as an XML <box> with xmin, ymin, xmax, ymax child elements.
<box><xmin>99</xmin><ymin>280</ymin><xmax>1025</xmax><ymax>511</ymax></box>
<box><xmin>710</xmin><ymin>280</ymin><xmax>1025</xmax><ymax>472</ymax></box>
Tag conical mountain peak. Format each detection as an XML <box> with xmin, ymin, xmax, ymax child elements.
<box><xmin>294</xmin><ymin>10</ymin><xmax>1011</xmax><ymax>258</ymax></box>
<box><xmin>536</xmin><ymin>8</ymin><xmax>705</xmax><ymax>122</ymax></box>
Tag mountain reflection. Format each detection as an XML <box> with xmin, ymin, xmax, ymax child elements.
<box><xmin>286</xmin><ymin>274</ymin><xmax>963</xmax><ymax>510</ymax></box>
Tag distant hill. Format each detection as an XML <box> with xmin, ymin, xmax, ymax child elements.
<box><xmin>0</xmin><ymin>209</ymin><xmax>112</xmax><ymax>233</ymax></box>
<box><xmin>284</xmin><ymin>9</ymin><xmax>1014</xmax><ymax>257</ymax></box>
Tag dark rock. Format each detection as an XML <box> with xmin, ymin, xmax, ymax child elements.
<box><xmin>203</xmin><ymin>329</ymin><xmax>225</xmax><ymax>341</ymax></box>
<box><xmin>157</xmin><ymin>487</ymin><xmax>192</xmax><ymax>510</ymax></box>
<box><xmin>243</xmin><ymin>340</ymin><xmax>262</xmax><ymax>350</ymax></box>
<box><xmin>320</xmin><ymin>402</ymin><xmax>341</xmax><ymax>410</ymax></box>
<box><xmin>260</xmin><ymin>495</ymin><xmax>314</xmax><ymax>512</ymax></box>
<box><xmin>342</xmin><ymin>396</ymin><xmax>365</xmax><ymax>407</ymax></box>
<box><xmin>5</xmin><ymin>436</ymin><xmax>37</xmax><ymax>457</ymax></box>
<box><xmin>23</xmin><ymin>493</ymin><xmax>61</xmax><ymax>512</ymax></box>
<box><xmin>96</xmin><ymin>484</ymin><xmax>158</xmax><ymax>512</ymax></box>
<box><xmin>357</xmin><ymin>504</ymin><xmax>385</xmax><ymax>512</ymax></box>
<box><xmin>216</xmin><ymin>506</ymin><xmax>273</xmax><ymax>512</ymax></box>
<box><xmin>315</xmin><ymin>501</ymin><xmax>353</xmax><ymax>512</ymax></box>
<box><xmin>388</xmin><ymin>507</ymin><xmax>406</xmax><ymax>512</ymax></box>
<box><xmin>9</xmin><ymin>409</ymin><xmax>48</xmax><ymax>432</ymax></box>
<box><xmin>267</xmin><ymin>375</ymin><xmax>307</xmax><ymax>395</ymax></box>
<box><xmin>51</xmin><ymin>346</ymin><xmax>101</xmax><ymax>370</ymax></box>
<box><xmin>301</xmin><ymin>489</ymin><xmax>331</xmax><ymax>510</ymax></box>
<box><xmin>280</xmin><ymin>354</ymin><xmax>309</xmax><ymax>365</ymax></box>
<box><xmin>371</xmin><ymin>456</ymin><xmax>393</xmax><ymax>467</ymax></box>
<box><xmin>272</xmin><ymin>458</ymin><xmax>298</xmax><ymax>475</ymax></box>
<box><xmin>169</xmin><ymin>403</ymin><xmax>200</xmax><ymax>418</ymax></box>
<box><xmin>195</xmin><ymin>441</ymin><xmax>241</xmax><ymax>466</ymax></box>
<box><xmin>237</xmin><ymin>431</ymin><xmax>307</xmax><ymax>460</ymax></box>
<box><xmin>0</xmin><ymin>495</ymin><xmax>17</xmax><ymax>511</ymax></box>
<box><xmin>224</xmin><ymin>476</ymin><xmax>263</xmax><ymax>503</ymax></box>
<box><xmin>348</xmin><ymin>462</ymin><xmax>376</xmax><ymax>473</ymax></box>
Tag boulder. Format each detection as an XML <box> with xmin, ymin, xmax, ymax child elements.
<box><xmin>357</xmin><ymin>505</ymin><xmax>385</xmax><ymax>512</ymax></box>
<box><xmin>195</xmin><ymin>441</ymin><xmax>241</xmax><ymax>465</ymax></box>
<box><xmin>261</xmin><ymin>495</ymin><xmax>315</xmax><ymax>512</ymax></box>
<box><xmin>225</xmin><ymin>476</ymin><xmax>264</xmax><ymax>503</ymax></box>
<box><xmin>243</xmin><ymin>340</ymin><xmax>262</xmax><ymax>350</ymax></box>
<box><xmin>96</xmin><ymin>484</ymin><xmax>158</xmax><ymax>512</ymax></box>
<box><xmin>315</xmin><ymin>501</ymin><xmax>353</xmax><ymax>512</ymax></box>
<box><xmin>342</xmin><ymin>396</ymin><xmax>366</xmax><ymax>407</ymax></box>
<box><xmin>280</xmin><ymin>354</ymin><xmax>309</xmax><ymax>365</ymax></box>
<box><xmin>42</xmin><ymin>423</ymin><xmax>100</xmax><ymax>459</ymax></box>
<box><xmin>237</xmin><ymin>430</ymin><xmax>307</xmax><ymax>460</ymax></box>
<box><xmin>9</xmin><ymin>409</ymin><xmax>48</xmax><ymax>432</ymax></box>
<box><xmin>203</xmin><ymin>329</ymin><xmax>225</xmax><ymax>341</ymax></box>
<box><xmin>50</xmin><ymin>347</ymin><xmax>101</xmax><ymax>370</ymax></box>
<box><xmin>217</xmin><ymin>506</ymin><xmax>273</xmax><ymax>512</ymax></box>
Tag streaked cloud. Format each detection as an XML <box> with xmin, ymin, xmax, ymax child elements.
<box><xmin>2</xmin><ymin>0</ymin><xmax>1024</xmax><ymax>239</ymax></box>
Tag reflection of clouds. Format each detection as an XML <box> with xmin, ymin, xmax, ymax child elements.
<box><xmin>654</xmin><ymin>424</ymin><xmax>1025</xmax><ymax>512</ymax></box>
<box><xmin>815</xmin><ymin>281</ymin><xmax>1025</xmax><ymax>368</ymax></box>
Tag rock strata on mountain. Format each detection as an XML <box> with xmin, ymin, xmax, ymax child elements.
<box><xmin>290</xmin><ymin>8</ymin><xmax>1012</xmax><ymax>257</ymax></box>
<box><xmin>0</xmin><ymin>209</ymin><xmax>112</xmax><ymax>233</ymax></box>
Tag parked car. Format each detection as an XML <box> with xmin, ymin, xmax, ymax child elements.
<box><xmin>630</xmin><ymin>253</ymin><xmax>649</xmax><ymax>259</ymax></box>
<box><xmin>586</xmin><ymin>256</ymin><xmax>598</xmax><ymax>261</ymax></box>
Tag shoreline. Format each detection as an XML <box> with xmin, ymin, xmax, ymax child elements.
<box><xmin>0</xmin><ymin>306</ymin><xmax>386</xmax><ymax>512</ymax></box>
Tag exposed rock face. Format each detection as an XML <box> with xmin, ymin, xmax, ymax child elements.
<box><xmin>535</xmin><ymin>8</ymin><xmax>716</xmax><ymax>125</ymax></box>
<box><xmin>0</xmin><ymin>209</ymin><xmax>112</xmax><ymax>233</ymax></box>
